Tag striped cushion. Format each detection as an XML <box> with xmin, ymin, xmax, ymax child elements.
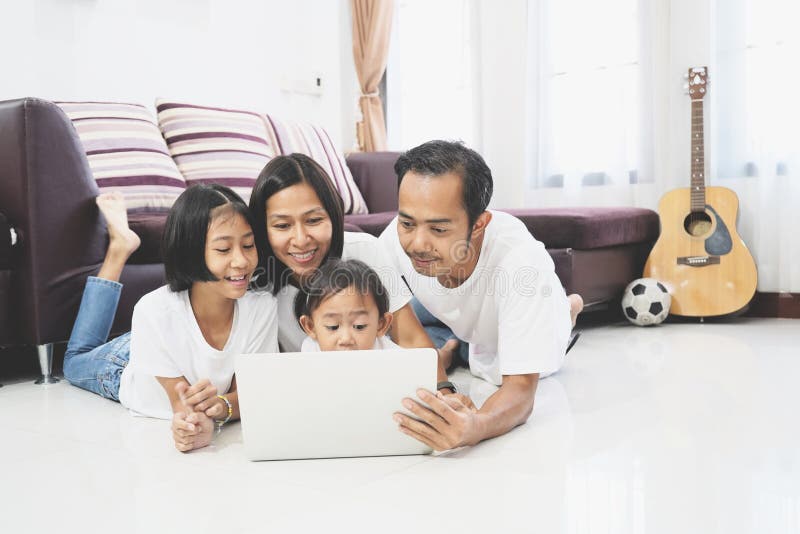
<box><xmin>265</xmin><ymin>115</ymin><xmax>369</xmax><ymax>215</ymax></box>
<box><xmin>155</xmin><ymin>99</ymin><xmax>277</xmax><ymax>204</ymax></box>
<box><xmin>56</xmin><ymin>101</ymin><xmax>186</xmax><ymax>212</ymax></box>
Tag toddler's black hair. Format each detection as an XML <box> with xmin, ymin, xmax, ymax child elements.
<box><xmin>294</xmin><ymin>259</ymin><xmax>390</xmax><ymax>321</ymax></box>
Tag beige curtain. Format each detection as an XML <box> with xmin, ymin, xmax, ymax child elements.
<box><xmin>351</xmin><ymin>0</ymin><xmax>393</xmax><ymax>152</ymax></box>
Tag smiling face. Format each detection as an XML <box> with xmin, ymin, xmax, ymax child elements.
<box><xmin>397</xmin><ymin>171</ymin><xmax>490</xmax><ymax>287</ymax></box>
<box><xmin>265</xmin><ymin>181</ymin><xmax>333</xmax><ymax>282</ymax></box>
<box><xmin>299</xmin><ymin>288</ymin><xmax>393</xmax><ymax>351</ymax></box>
<box><xmin>195</xmin><ymin>207</ymin><xmax>258</xmax><ymax>301</ymax></box>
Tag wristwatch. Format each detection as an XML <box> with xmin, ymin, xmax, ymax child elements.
<box><xmin>436</xmin><ymin>381</ymin><xmax>457</xmax><ymax>394</ymax></box>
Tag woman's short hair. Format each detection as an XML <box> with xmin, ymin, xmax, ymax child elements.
<box><xmin>294</xmin><ymin>259</ymin><xmax>390</xmax><ymax>321</ymax></box>
<box><xmin>162</xmin><ymin>183</ymin><xmax>254</xmax><ymax>292</ymax></box>
<box><xmin>249</xmin><ymin>153</ymin><xmax>345</xmax><ymax>294</ymax></box>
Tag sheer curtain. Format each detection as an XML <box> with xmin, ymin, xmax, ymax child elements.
<box><xmin>524</xmin><ymin>0</ymin><xmax>663</xmax><ymax>208</ymax></box>
<box><xmin>385</xmin><ymin>0</ymin><xmax>479</xmax><ymax>151</ymax></box>
<box><xmin>713</xmin><ymin>0</ymin><xmax>800</xmax><ymax>292</ymax></box>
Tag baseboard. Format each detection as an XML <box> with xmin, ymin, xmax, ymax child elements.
<box><xmin>745</xmin><ymin>292</ymin><xmax>800</xmax><ymax>318</ymax></box>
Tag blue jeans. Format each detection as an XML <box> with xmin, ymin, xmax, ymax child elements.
<box><xmin>411</xmin><ymin>297</ymin><xmax>469</xmax><ymax>367</ymax></box>
<box><xmin>63</xmin><ymin>277</ymin><xmax>130</xmax><ymax>401</ymax></box>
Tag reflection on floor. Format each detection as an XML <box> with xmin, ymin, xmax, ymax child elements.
<box><xmin>2</xmin><ymin>318</ymin><xmax>798</xmax><ymax>533</ymax></box>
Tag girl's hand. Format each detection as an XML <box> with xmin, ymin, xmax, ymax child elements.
<box><xmin>204</xmin><ymin>397</ymin><xmax>226</xmax><ymax>420</ymax></box>
<box><xmin>171</xmin><ymin>411</ymin><xmax>214</xmax><ymax>452</ymax></box>
<box><xmin>176</xmin><ymin>379</ymin><xmax>218</xmax><ymax>413</ymax></box>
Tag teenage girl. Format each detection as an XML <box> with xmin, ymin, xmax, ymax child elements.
<box><xmin>62</xmin><ymin>185</ymin><xmax>278</xmax><ymax>452</ymax></box>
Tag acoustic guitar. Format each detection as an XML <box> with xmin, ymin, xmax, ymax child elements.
<box><xmin>643</xmin><ymin>66</ymin><xmax>757</xmax><ymax>317</ymax></box>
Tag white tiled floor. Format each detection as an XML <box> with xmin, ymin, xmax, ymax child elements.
<box><xmin>2</xmin><ymin>318</ymin><xmax>799</xmax><ymax>533</ymax></box>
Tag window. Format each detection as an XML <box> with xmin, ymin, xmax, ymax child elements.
<box><xmin>715</xmin><ymin>0</ymin><xmax>800</xmax><ymax>179</ymax></box>
<box><xmin>713</xmin><ymin>0</ymin><xmax>800</xmax><ymax>293</ymax></box>
<box><xmin>529</xmin><ymin>0</ymin><xmax>651</xmax><ymax>189</ymax></box>
<box><xmin>385</xmin><ymin>0</ymin><xmax>478</xmax><ymax>150</ymax></box>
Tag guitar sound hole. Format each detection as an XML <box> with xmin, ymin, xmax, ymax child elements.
<box><xmin>684</xmin><ymin>211</ymin><xmax>712</xmax><ymax>237</ymax></box>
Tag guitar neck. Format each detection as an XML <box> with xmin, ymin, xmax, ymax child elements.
<box><xmin>690</xmin><ymin>100</ymin><xmax>706</xmax><ymax>212</ymax></box>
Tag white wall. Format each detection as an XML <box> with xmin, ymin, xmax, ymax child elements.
<box><xmin>0</xmin><ymin>0</ymin><xmax>357</xmax><ymax>150</ymax></box>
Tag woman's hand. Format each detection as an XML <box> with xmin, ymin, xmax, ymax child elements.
<box><xmin>171</xmin><ymin>411</ymin><xmax>214</xmax><ymax>452</ymax></box>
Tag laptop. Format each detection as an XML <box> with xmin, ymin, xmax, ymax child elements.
<box><xmin>235</xmin><ymin>348</ymin><xmax>437</xmax><ymax>461</ymax></box>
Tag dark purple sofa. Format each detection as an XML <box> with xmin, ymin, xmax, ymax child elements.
<box><xmin>0</xmin><ymin>98</ymin><xmax>659</xmax><ymax>382</ymax></box>
<box><xmin>344</xmin><ymin>152</ymin><xmax>659</xmax><ymax>311</ymax></box>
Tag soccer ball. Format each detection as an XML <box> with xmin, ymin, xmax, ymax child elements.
<box><xmin>621</xmin><ymin>278</ymin><xmax>671</xmax><ymax>326</ymax></box>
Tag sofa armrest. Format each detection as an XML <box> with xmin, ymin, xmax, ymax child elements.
<box><xmin>346</xmin><ymin>151</ymin><xmax>401</xmax><ymax>213</ymax></box>
<box><xmin>0</xmin><ymin>212</ymin><xmax>11</xmax><ymax>270</ymax></box>
<box><xmin>0</xmin><ymin>98</ymin><xmax>106</xmax><ymax>345</ymax></box>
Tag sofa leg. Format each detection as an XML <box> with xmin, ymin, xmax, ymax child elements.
<box><xmin>34</xmin><ymin>343</ymin><xmax>60</xmax><ymax>385</ymax></box>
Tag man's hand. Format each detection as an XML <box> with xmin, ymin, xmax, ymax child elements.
<box><xmin>171</xmin><ymin>411</ymin><xmax>214</xmax><ymax>452</ymax></box>
<box><xmin>442</xmin><ymin>392</ymin><xmax>477</xmax><ymax>413</ymax></box>
<box><xmin>393</xmin><ymin>388</ymin><xmax>483</xmax><ymax>451</ymax></box>
<box><xmin>175</xmin><ymin>379</ymin><xmax>224</xmax><ymax>419</ymax></box>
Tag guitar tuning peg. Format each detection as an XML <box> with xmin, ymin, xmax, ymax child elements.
<box><xmin>683</xmin><ymin>73</ymin><xmax>690</xmax><ymax>80</ymax></box>
<box><xmin>683</xmin><ymin>83</ymin><xmax>689</xmax><ymax>90</ymax></box>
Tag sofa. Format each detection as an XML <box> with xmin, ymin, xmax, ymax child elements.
<box><xmin>0</xmin><ymin>97</ymin><xmax>659</xmax><ymax>382</ymax></box>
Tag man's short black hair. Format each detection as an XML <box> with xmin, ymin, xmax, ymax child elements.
<box><xmin>394</xmin><ymin>140</ymin><xmax>493</xmax><ymax>228</ymax></box>
<box><xmin>162</xmin><ymin>183</ymin><xmax>254</xmax><ymax>292</ymax></box>
<box><xmin>249</xmin><ymin>154</ymin><xmax>345</xmax><ymax>294</ymax></box>
<box><xmin>293</xmin><ymin>259</ymin><xmax>390</xmax><ymax>322</ymax></box>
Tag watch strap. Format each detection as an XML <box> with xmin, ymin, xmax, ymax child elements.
<box><xmin>436</xmin><ymin>380</ymin><xmax>457</xmax><ymax>394</ymax></box>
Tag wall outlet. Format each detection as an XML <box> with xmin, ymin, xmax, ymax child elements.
<box><xmin>281</xmin><ymin>72</ymin><xmax>324</xmax><ymax>96</ymax></box>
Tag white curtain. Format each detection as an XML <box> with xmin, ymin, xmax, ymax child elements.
<box><xmin>524</xmin><ymin>0</ymin><xmax>663</xmax><ymax>208</ymax></box>
<box><xmin>386</xmin><ymin>0</ymin><xmax>480</xmax><ymax>151</ymax></box>
<box><xmin>713</xmin><ymin>0</ymin><xmax>800</xmax><ymax>292</ymax></box>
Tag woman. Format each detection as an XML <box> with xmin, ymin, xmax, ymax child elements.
<box><xmin>248</xmin><ymin>154</ymin><xmax>454</xmax><ymax>384</ymax></box>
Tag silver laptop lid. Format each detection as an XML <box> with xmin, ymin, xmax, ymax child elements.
<box><xmin>235</xmin><ymin>348</ymin><xmax>436</xmax><ymax>461</ymax></box>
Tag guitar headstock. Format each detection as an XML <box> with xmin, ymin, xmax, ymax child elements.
<box><xmin>688</xmin><ymin>66</ymin><xmax>708</xmax><ymax>100</ymax></box>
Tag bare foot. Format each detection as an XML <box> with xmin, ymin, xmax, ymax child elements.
<box><xmin>95</xmin><ymin>192</ymin><xmax>140</xmax><ymax>281</ymax></box>
<box><xmin>96</xmin><ymin>192</ymin><xmax>140</xmax><ymax>257</ymax></box>
<box><xmin>437</xmin><ymin>338</ymin><xmax>460</xmax><ymax>371</ymax></box>
<box><xmin>568</xmin><ymin>293</ymin><xmax>584</xmax><ymax>327</ymax></box>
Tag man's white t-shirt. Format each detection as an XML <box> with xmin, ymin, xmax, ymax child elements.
<box><xmin>119</xmin><ymin>286</ymin><xmax>279</xmax><ymax>419</ymax></box>
<box><xmin>276</xmin><ymin>231</ymin><xmax>412</xmax><ymax>353</ymax></box>
<box><xmin>299</xmin><ymin>335</ymin><xmax>401</xmax><ymax>352</ymax></box>
<box><xmin>379</xmin><ymin>210</ymin><xmax>571</xmax><ymax>385</ymax></box>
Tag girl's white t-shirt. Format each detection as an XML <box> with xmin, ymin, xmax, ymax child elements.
<box><xmin>379</xmin><ymin>210</ymin><xmax>571</xmax><ymax>386</ymax></box>
<box><xmin>119</xmin><ymin>286</ymin><xmax>279</xmax><ymax>419</ymax></box>
<box><xmin>276</xmin><ymin>231</ymin><xmax>412</xmax><ymax>353</ymax></box>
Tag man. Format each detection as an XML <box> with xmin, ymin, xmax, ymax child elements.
<box><xmin>380</xmin><ymin>140</ymin><xmax>582</xmax><ymax>451</ymax></box>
